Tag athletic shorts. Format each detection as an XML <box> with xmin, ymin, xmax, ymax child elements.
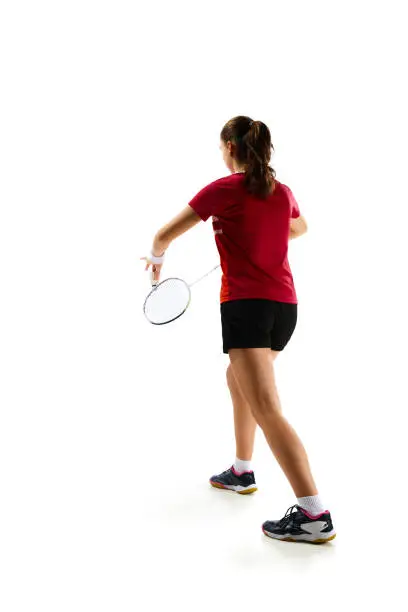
<box><xmin>221</xmin><ymin>299</ymin><xmax>298</xmax><ymax>354</ymax></box>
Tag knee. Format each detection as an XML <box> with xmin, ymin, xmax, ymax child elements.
<box><xmin>250</xmin><ymin>392</ymin><xmax>281</xmax><ymax>422</ymax></box>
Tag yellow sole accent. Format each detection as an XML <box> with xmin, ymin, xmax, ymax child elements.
<box><xmin>314</xmin><ymin>534</ymin><xmax>337</xmax><ymax>544</ymax></box>
<box><xmin>210</xmin><ymin>482</ymin><xmax>257</xmax><ymax>495</ymax></box>
<box><xmin>238</xmin><ymin>487</ymin><xmax>258</xmax><ymax>495</ymax></box>
<box><xmin>282</xmin><ymin>533</ymin><xmax>337</xmax><ymax>544</ymax></box>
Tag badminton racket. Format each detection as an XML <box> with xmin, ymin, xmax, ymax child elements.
<box><xmin>143</xmin><ymin>265</ymin><xmax>220</xmax><ymax>325</ymax></box>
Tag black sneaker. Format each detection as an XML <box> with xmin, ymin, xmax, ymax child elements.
<box><xmin>209</xmin><ymin>466</ymin><xmax>257</xmax><ymax>495</ymax></box>
<box><xmin>262</xmin><ymin>504</ymin><xmax>336</xmax><ymax>544</ymax></box>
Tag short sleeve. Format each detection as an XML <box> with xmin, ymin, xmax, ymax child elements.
<box><xmin>291</xmin><ymin>194</ymin><xmax>300</xmax><ymax>219</ymax></box>
<box><xmin>188</xmin><ymin>180</ymin><xmax>224</xmax><ymax>222</ymax></box>
<box><xmin>281</xmin><ymin>184</ymin><xmax>301</xmax><ymax>219</ymax></box>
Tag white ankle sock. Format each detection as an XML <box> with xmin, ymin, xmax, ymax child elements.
<box><xmin>297</xmin><ymin>495</ymin><xmax>326</xmax><ymax>516</ymax></box>
<box><xmin>234</xmin><ymin>458</ymin><xmax>252</xmax><ymax>474</ymax></box>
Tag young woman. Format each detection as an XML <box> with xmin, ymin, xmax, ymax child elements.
<box><xmin>142</xmin><ymin>116</ymin><xmax>336</xmax><ymax>544</ymax></box>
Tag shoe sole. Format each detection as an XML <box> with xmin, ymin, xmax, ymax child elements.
<box><xmin>210</xmin><ymin>481</ymin><xmax>258</xmax><ymax>495</ymax></box>
<box><xmin>262</xmin><ymin>528</ymin><xmax>336</xmax><ymax>544</ymax></box>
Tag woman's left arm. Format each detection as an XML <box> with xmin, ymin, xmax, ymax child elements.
<box><xmin>152</xmin><ymin>206</ymin><xmax>202</xmax><ymax>255</ymax></box>
<box><xmin>142</xmin><ymin>205</ymin><xmax>202</xmax><ymax>283</ymax></box>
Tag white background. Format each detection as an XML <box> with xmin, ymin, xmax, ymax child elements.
<box><xmin>1</xmin><ymin>1</ymin><xmax>407</xmax><ymax>610</ymax></box>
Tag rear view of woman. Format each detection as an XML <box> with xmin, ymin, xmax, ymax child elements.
<box><xmin>143</xmin><ymin>116</ymin><xmax>336</xmax><ymax>544</ymax></box>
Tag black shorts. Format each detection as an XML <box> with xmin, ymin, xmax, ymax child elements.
<box><xmin>221</xmin><ymin>299</ymin><xmax>298</xmax><ymax>354</ymax></box>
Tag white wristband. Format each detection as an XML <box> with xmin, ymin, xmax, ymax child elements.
<box><xmin>150</xmin><ymin>251</ymin><xmax>165</xmax><ymax>265</ymax></box>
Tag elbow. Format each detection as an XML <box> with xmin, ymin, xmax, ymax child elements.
<box><xmin>298</xmin><ymin>216</ymin><xmax>308</xmax><ymax>235</ymax></box>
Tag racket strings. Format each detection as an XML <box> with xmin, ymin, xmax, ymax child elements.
<box><xmin>143</xmin><ymin>278</ymin><xmax>191</xmax><ymax>325</ymax></box>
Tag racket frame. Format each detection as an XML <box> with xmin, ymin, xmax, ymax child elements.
<box><xmin>143</xmin><ymin>277</ymin><xmax>192</xmax><ymax>325</ymax></box>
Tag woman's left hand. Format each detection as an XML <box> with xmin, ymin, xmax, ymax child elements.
<box><xmin>140</xmin><ymin>256</ymin><xmax>163</xmax><ymax>285</ymax></box>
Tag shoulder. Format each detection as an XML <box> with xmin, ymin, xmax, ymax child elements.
<box><xmin>194</xmin><ymin>173</ymin><xmax>242</xmax><ymax>199</ymax></box>
<box><xmin>276</xmin><ymin>181</ymin><xmax>298</xmax><ymax>203</ymax></box>
<box><xmin>206</xmin><ymin>173</ymin><xmax>243</xmax><ymax>190</ymax></box>
<box><xmin>275</xmin><ymin>181</ymin><xmax>291</xmax><ymax>196</ymax></box>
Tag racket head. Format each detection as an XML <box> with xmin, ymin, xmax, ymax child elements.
<box><xmin>143</xmin><ymin>277</ymin><xmax>191</xmax><ymax>325</ymax></box>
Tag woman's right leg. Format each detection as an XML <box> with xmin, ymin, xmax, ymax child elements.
<box><xmin>228</xmin><ymin>347</ymin><xmax>336</xmax><ymax>543</ymax></box>
<box><xmin>229</xmin><ymin>348</ymin><xmax>318</xmax><ymax>497</ymax></box>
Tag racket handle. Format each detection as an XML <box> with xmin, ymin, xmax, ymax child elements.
<box><xmin>150</xmin><ymin>267</ymin><xmax>158</xmax><ymax>287</ymax></box>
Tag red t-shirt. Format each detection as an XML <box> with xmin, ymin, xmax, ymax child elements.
<box><xmin>188</xmin><ymin>173</ymin><xmax>300</xmax><ymax>304</ymax></box>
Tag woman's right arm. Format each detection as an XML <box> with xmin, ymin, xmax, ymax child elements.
<box><xmin>289</xmin><ymin>215</ymin><xmax>308</xmax><ymax>240</ymax></box>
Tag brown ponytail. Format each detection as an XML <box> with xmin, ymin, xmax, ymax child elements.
<box><xmin>220</xmin><ymin>116</ymin><xmax>275</xmax><ymax>198</ymax></box>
